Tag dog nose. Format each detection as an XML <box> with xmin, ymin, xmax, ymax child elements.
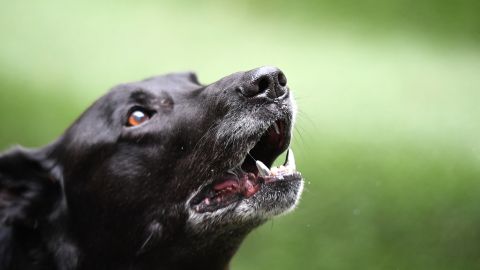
<box><xmin>238</xmin><ymin>66</ymin><xmax>288</xmax><ymax>99</ymax></box>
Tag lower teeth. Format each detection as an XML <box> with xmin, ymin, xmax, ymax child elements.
<box><xmin>255</xmin><ymin>148</ymin><xmax>296</xmax><ymax>177</ymax></box>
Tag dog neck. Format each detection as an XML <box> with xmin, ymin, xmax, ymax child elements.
<box><xmin>58</xmin><ymin>221</ymin><xmax>253</xmax><ymax>270</ymax></box>
<box><xmin>128</xmin><ymin>227</ymin><xmax>252</xmax><ymax>270</ymax></box>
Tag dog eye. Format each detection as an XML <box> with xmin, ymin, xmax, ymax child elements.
<box><xmin>127</xmin><ymin>110</ymin><xmax>151</xmax><ymax>127</ymax></box>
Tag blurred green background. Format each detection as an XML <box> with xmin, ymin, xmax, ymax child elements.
<box><xmin>1</xmin><ymin>0</ymin><xmax>480</xmax><ymax>269</ymax></box>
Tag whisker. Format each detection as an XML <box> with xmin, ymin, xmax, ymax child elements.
<box><xmin>247</xmin><ymin>152</ymin><xmax>256</xmax><ymax>162</ymax></box>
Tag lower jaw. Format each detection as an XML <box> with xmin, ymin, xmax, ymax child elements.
<box><xmin>191</xmin><ymin>146</ymin><xmax>300</xmax><ymax>213</ymax></box>
<box><xmin>191</xmin><ymin>172</ymin><xmax>302</xmax><ymax>214</ymax></box>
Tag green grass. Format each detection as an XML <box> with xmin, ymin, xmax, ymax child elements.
<box><xmin>1</xmin><ymin>0</ymin><xmax>480</xmax><ymax>269</ymax></box>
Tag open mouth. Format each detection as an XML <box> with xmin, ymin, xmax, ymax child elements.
<box><xmin>190</xmin><ymin>119</ymin><xmax>302</xmax><ymax>213</ymax></box>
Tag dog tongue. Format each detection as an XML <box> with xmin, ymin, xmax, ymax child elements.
<box><xmin>213</xmin><ymin>174</ymin><xmax>260</xmax><ymax>198</ymax></box>
<box><xmin>213</xmin><ymin>179</ymin><xmax>239</xmax><ymax>191</ymax></box>
<box><xmin>243</xmin><ymin>173</ymin><xmax>260</xmax><ymax>198</ymax></box>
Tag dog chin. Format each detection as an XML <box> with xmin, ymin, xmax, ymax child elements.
<box><xmin>186</xmin><ymin>179</ymin><xmax>303</xmax><ymax>232</ymax></box>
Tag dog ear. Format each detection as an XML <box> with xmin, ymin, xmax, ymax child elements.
<box><xmin>0</xmin><ymin>146</ymin><xmax>61</xmax><ymax>228</ymax></box>
<box><xmin>170</xmin><ymin>71</ymin><xmax>200</xmax><ymax>85</ymax></box>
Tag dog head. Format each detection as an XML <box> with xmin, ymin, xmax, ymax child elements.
<box><xmin>0</xmin><ymin>66</ymin><xmax>303</xmax><ymax>268</ymax></box>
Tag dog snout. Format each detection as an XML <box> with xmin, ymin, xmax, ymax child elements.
<box><xmin>237</xmin><ymin>66</ymin><xmax>288</xmax><ymax>100</ymax></box>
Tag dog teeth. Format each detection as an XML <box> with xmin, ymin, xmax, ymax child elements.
<box><xmin>284</xmin><ymin>148</ymin><xmax>296</xmax><ymax>171</ymax></box>
<box><xmin>273</xmin><ymin>122</ymin><xmax>280</xmax><ymax>134</ymax></box>
<box><xmin>255</xmin><ymin>160</ymin><xmax>271</xmax><ymax>176</ymax></box>
<box><xmin>253</xmin><ymin>149</ymin><xmax>296</xmax><ymax>178</ymax></box>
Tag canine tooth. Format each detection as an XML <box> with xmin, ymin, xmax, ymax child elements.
<box><xmin>256</xmin><ymin>160</ymin><xmax>271</xmax><ymax>176</ymax></box>
<box><xmin>273</xmin><ymin>122</ymin><xmax>280</xmax><ymax>134</ymax></box>
<box><xmin>284</xmin><ymin>148</ymin><xmax>296</xmax><ymax>170</ymax></box>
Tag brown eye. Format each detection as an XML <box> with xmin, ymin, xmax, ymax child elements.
<box><xmin>127</xmin><ymin>110</ymin><xmax>150</xmax><ymax>127</ymax></box>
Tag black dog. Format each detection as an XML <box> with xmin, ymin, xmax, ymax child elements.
<box><xmin>0</xmin><ymin>66</ymin><xmax>303</xmax><ymax>270</ymax></box>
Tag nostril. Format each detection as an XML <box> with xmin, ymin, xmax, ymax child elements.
<box><xmin>277</xmin><ymin>72</ymin><xmax>287</xmax><ymax>87</ymax></box>
<box><xmin>238</xmin><ymin>67</ymin><xmax>288</xmax><ymax>99</ymax></box>
<box><xmin>257</xmin><ymin>76</ymin><xmax>271</xmax><ymax>94</ymax></box>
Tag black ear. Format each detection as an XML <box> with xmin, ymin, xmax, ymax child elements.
<box><xmin>0</xmin><ymin>147</ymin><xmax>61</xmax><ymax>228</ymax></box>
<box><xmin>179</xmin><ymin>71</ymin><xmax>200</xmax><ymax>85</ymax></box>
<box><xmin>168</xmin><ymin>71</ymin><xmax>201</xmax><ymax>85</ymax></box>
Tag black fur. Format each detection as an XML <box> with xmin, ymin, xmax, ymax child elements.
<box><xmin>0</xmin><ymin>67</ymin><xmax>303</xmax><ymax>270</ymax></box>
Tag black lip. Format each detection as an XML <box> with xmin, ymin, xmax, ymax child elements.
<box><xmin>190</xmin><ymin>170</ymin><xmax>302</xmax><ymax>214</ymax></box>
